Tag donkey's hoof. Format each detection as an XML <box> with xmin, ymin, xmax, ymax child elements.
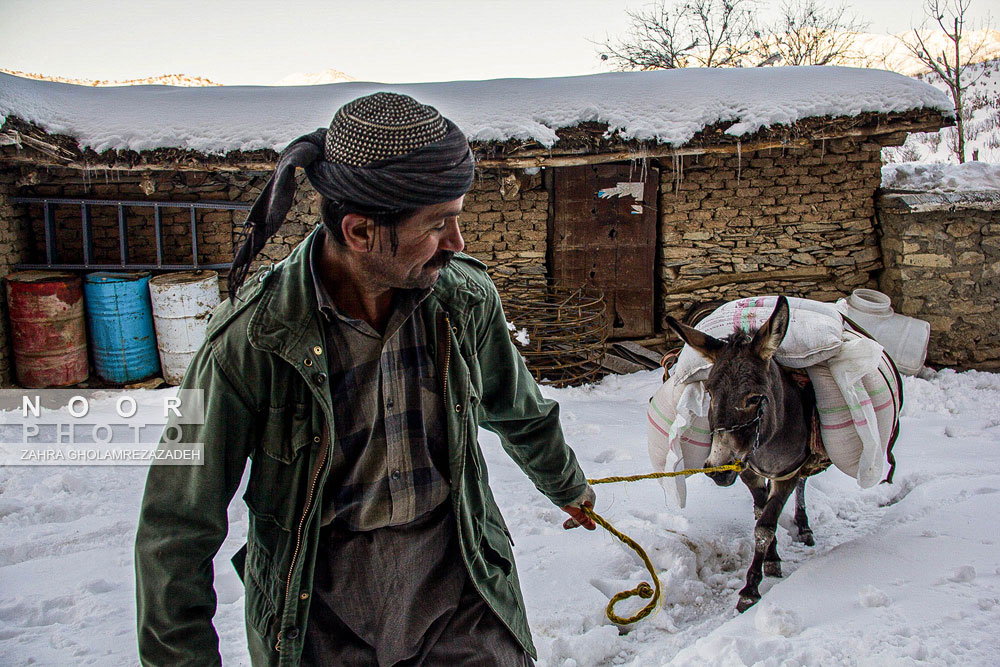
<box><xmin>764</xmin><ymin>560</ymin><xmax>783</xmax><ymax>577</ymax></box>
<box><xmin>794</xmin><ymin>530</ymin><xmax>815</xmax><ymax>547</ymax></box>
<box><xmin>737</xmin><ymin>594</ymin><xmax>759</xmax><ymax>613</ymax></box>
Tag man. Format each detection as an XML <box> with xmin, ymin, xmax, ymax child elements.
<box><xmin>135</xmin><ymin>92</ymin><xmax>596</xmax><ymax>666</ymax></box>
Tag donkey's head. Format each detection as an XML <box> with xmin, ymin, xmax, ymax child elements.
<box><xmin>665</xmin><ymin>297</ymin><xmax>791</xmax><ymax>486</ymax></box>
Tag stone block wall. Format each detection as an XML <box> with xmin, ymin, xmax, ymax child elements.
<box><xmin>460</xmin><ymin>171</ymin><xmax>549</xmax><ymax>286</ymax></box>
<box><xmin>240</xmin><ymin>170</ymin><xmax>551</xmax><ymax>290</ymax></box>
<box><xmin>877</xmin><ymin>196</ymin><xmax>1000</xmax><ymax>370</ymax></box>
<box><xmin>657</xmin><ymin>138</ymin><xmax>884</xmax><ymax>328</ymax></box>
<box><xmin>15</xmin><ymin>168</ymin><xmax>269</xmax><ymax>289</ymax></box>
<box><xmin>0</xmin><ymin>140</ymin><xmax>897</xmax><ymax>384</ymax></box>
<box><xmin>1</xmin><ymin>164</ymin><xmax>546</xmax><ymax>298</ymax></box>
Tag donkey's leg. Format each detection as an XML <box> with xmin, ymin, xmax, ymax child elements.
<box><xmin>793</xmin><ymin>477</ymin><xmax>816</xmax><ymax>547</ymax></box>
<box><xmin>741</xmin><ymin>471</ymin><xmax>782</xmax><ymax>576</ymax></box>
<box><xmin>738</xmin><ymin>477</ymin><xmax>797</xmax><ymax>613</ymax></box>
<box><xmin>741</xmin><ymin>470</ymin><xmax>769</xmax><ymax>519</ymax></box>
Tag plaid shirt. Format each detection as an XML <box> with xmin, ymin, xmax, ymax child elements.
<box><xmin>310</xmin><ymin>229</ymin><xmax>450</xmax><ymax>530</ymax></box>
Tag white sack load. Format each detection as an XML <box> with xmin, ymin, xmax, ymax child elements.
<box><xmin>648</xmin><ymin>296</ymin><xmax>901</xmax><ymax>507</ymax></box>
<box><xmin>647</xmin><ymin>375</ymin><xmax>711</xmax><ymax>508</ymax></box>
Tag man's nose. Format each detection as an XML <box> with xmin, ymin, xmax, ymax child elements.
<box><xmin>441</xmin><ymin>219</ymin><xmax>464</xmax><ymax>253</ymax></box>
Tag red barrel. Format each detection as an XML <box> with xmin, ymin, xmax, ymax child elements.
<box><xmin>6</xmin><ymin>271</ymin><xmax>89</xmax><ymax>388</ymax></box>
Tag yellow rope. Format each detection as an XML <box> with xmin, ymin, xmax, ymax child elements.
<box><xmin>580</xmin><ymin>461</ymin><xmax>743</xmax><ymax>626</ymax></box>
<box><xmin>587</xmin><ymin>461</ymin><xmax>744</xmax><ymax>486</ymax></box>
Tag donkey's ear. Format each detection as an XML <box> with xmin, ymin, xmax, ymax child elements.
<box><xmin>751</xmin><ymin>296</ymin><xmax>790</xmax><ymax>362</ymax></box>
<box><xmin>665</xmin><ymin>316</ymin><xmax>725</xmax><ymax>362</ymax></box>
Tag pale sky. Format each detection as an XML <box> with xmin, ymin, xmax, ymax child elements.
<box><xmin>0</xmin><ymin>0</ymin><xmax>994</xmax><ymax>85</ymax></box>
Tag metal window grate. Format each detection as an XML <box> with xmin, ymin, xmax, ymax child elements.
<box><xmin>12</xmin><ymin>197</ymin><xmax>251</xmax><ymax>271</ymax></box>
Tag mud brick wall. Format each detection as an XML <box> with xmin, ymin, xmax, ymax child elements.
<box><xmin>657</xmin><ymin>138</ymin><xmax>884</xmax><ymax>329</ymax></box>
<box><xmin>877</xmin><ymin>196</ymin><xmax>1000</xmax><ymax>370</ymax></box>
<box><xmin>0</xmin><ymin>168</ymin><xmax>30</xmax><ymax>386</ymax></box>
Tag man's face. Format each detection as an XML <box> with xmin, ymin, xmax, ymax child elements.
<box><xmin>367</xmin><ymin>195</ymin><xmax>466</xmax><ymax>290</ymax></box>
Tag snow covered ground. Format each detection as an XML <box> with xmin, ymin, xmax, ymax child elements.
<box><xmin>882</xmin><ymin>161</ymin><xmax>1000</xmax><ymax>192</ymax></box>
<box><xmin>1</xmin><ymin>368</ymin><xmax>999</xmax><ymax>665</ymax></box>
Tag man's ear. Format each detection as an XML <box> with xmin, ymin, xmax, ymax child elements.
<box><xmin>341</xmin><ymin>213</ymin><xmax>376</xmax><ymax>252</ymax></box>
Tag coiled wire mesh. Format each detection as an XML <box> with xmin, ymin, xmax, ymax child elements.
<box><xmin>498</xmin><ymin>279</ymin><xmax>608</xmax><ymax>387</ymax></box>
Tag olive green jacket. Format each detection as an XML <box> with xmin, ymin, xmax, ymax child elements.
<box><xmin>134</xmin><ymin>228</ymin><xmax>589</xmax><ymax>666</ymax></box>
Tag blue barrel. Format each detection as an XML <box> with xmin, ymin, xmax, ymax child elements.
<box><xmin>84</xmin><ymin>272</ymin><xmax>160</xmax><ymax>384</ymax></box>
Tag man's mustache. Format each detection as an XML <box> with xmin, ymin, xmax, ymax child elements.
<box><xmin>427</xmin><ymin>251</ymin><xmax>455</xmax><ymax>270</ymax></box>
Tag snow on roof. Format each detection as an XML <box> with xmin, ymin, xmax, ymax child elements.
<box><xmin>0</xmin><ymin>67</ymin><xmax>952</xmax><ymax>156</ymax></box>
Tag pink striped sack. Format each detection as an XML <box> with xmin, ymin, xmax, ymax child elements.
<box><xmin>647</xmin><ymin>374</ymin><xmax>712</xmax><ymax>508</ymax></box>
<box><xmin>671</xmin><ymin>296</ymin><xmax>845</xmax><ymax>386</ymax></box>
<box><xmin>806</xmin><ymin>327</ymin><xmax>902</xmax><ymax>487</ymax></box>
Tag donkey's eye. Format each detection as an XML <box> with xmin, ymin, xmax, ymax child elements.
<box><xmin>744</xmin><ymin>394</ymin><xmax>764</xmax><ymax>409</ymax></box>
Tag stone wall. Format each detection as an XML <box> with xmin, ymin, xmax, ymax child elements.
<box><xmin>0</xmin><ymin>138</ymin><xmax>902</xmax><ymax>385</ymax></box>
<box><xmin>0</xmin><ymin>166</ymin><xmax>549</xmax><ymax>386</ymax></box>
<box><xmin>229</xmin><ymin>170</ymin><xmax>550</xmax><ymax>289</ymax></box>
<box><xmin>14</xmin><ymin>168</ymin><xmax>271</xmax><ymax>296</ymax></box>
<box><xmin>461</xmin><ymin>171</ymin><xmax>549</xmax><ymax>285</ymax></box>
<box><xmin>657</xmin><ymin>138</ymin><xmax>884</xmax><ymax>328</ymax></box>
<box><xmin>877</xmin><ymin>193</ymin><xmax>1000</xmax><ymax>370</ymax></box>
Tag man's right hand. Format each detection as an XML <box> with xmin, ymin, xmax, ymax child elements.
<box><xmin>560</xmin><ymin>485</ymin><xmax>596</xmax><ymax>530</ymax></box>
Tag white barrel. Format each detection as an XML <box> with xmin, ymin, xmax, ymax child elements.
<box><xmin>843</xmin><ymin>289</ymin><xmax>930</xmax><ymax>375</ymax></box>
<box><xmin>148</xmin><ymin>271</ymin><xmax>220</xmax><ymax>385</ymax></box>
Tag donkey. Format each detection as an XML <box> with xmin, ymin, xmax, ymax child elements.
<box><xmin>665</xmin><ymin>296</ymin><xmax>830</xmax><ymax>612</ymax></box>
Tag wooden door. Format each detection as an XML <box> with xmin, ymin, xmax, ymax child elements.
<box><xmin>551</xmin><ymin>163</ymin><xmax>658</xmax><ymax>338</ymax></box>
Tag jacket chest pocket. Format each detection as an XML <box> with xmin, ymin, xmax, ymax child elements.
<box><xmin>244</xmin><ymin>402</ymin><xmax>317</xmax><ymax>531</ymax></box>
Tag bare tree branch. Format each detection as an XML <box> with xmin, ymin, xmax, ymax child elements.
<box><xmin>758</xmin><ymin>0</ymin><xmax>870</xmax><ymax>66</ymax></box>
<box><xmin>901</xmin><ymin>0</ymin><xmax>992</xmax><ymax>162</ymax></box>
<box><xmin>598</xmin><ymin>0</ymin><xmax>759</xmax><ymax>70</ymax></box>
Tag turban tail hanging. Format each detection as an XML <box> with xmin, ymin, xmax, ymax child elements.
<box><xmin>229</xmin><ymin>112</ymin><xmax>474</xmax><ymax>296</ymax></box>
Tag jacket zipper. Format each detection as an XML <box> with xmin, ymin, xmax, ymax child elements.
<box><xmin>442</xmin><ymin>312</ymin><xmax>452</xmax><ymax>398</ymax></box>
<box><xmin>275</xmin><ymin>420</ymin><xmax>330</xmax><ymax>653</ymax></box>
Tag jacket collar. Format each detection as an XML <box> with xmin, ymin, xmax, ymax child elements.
<box><xmin>246</xmin><ymin>226</ymin><xmax>322</xmax><ymax>357</ymax></box>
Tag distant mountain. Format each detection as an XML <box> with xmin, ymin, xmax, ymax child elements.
<box><xmin>273</xmin><ymin>69</ymin><xmax>356</xmax><ymax>86</ymax></box>
<box><xmin>883</xmin><ymin>56</ymin><xmax>1000</xmax><ymax>164</ymax></box>
<box><xmin>0</xmin><ymin>69</ymin><xmax>222</xmax><ymax>87</ymax></box>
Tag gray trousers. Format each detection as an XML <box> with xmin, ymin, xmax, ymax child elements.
<box><xmin>302</xmin><ymin>504</ymin><xmax>532</xmax><ymax>666</ymax></box>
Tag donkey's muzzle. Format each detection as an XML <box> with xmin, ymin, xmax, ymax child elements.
<box><xmin>707</xmin><ymin>469</ymin><xmax>739</xmax><ymax>487</ymax></box>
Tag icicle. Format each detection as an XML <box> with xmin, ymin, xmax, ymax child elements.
<box><xmin>821</xmin><ymin>138</ymin><xmax>826</xmax><ymax>159</ymax></box>
<box><xmin>673</xmin><ymin>153</ymin><xmax>680</xmax><ymax>194</ymax></box>
<box><xmin>736</xmin><ymin>142</ymin><xmax>742</xmax><ymax>183</ymax></box>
